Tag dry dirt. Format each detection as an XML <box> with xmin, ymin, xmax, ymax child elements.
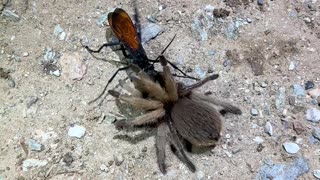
<box><xmin>1</xmin><ymin>0</ymin><xmax>320</xmax><ymax>179</ymax></box>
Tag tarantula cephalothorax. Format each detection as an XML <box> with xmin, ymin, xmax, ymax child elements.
<box><xmin>108</xmin><ymin>55</ymin><xmax>242</xmax><ymax>173</ymax></box>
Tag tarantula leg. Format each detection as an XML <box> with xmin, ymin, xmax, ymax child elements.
<box><xmin>192</xmin><ymin>92</ymin><xmax>242</xmax><ymax>115</ymax></box>
<box><xmin>118</xmin><ymin>79</ymin><xmax>142</xmax><ymax>97</ymax></box>
<box><xmin>109</xmin><ymin>90</ymin><xmax>163</xmax><ymax>110</ymax></box>
<box><xmin>156</xmin><ymin>122</ymin><xmax>169</xmax><ymax>174</ymax></box>
<box><xmin>114</xmin><ymin>108</ymin><xmax>165</xmax><ymax>130</ymax></box>
<box><xmin>131</xmin><ymin>76</ymin><xmax>169</xmax><ymax>102</ymax></box>
<box><xmin>167</xmin><ymin>118</ymin><xmax>196</xmax><ymax>172</ymax></box>
<box><xmin>179</xmin><ymin>74</ymin><xmax>219</xmax><ymax>96</ymax></box>
<box><xmin>159</xmin><ymin>55</ymin><xmax>178</xmax><ymax>102</ymax></box>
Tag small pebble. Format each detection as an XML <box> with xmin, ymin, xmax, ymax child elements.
<box><xmin>257</xmin><ymin>0</ymin><xmax>264</xmax><ymax>6</ymax></box>
<box><xmin>142</xmin><ymin>146</ymin><xmax>147</xmax><ymax>152</ymax></box>
<box><xmin>63</xmin><ymin>152</ymin><xmax>73</xmax><ymax>166</ymax></box>
<box><xmin>288</xmin><ymin>61</ymin><xmax>295</xmax><ymax>71</ymax></box>
<box><xmin>28</xmin><ymin>139</ymin><xmax>43</xmax><ymax>152</ymax></box>
<box><xmin>304</xmin><ymin>17</ymin><xmax>311</xmax><ymax>23</ymax></box>
<box><xmin>196</xmin><ymin>170</ymin><xmax>205</xmax><ymax>180</ymax></box>
<box><xmin>23</xmin><ymin>52</ymin><xmax>29</xmax><ymax>57</ymax></box>
<box><xmin>261</xmin><ymin>82</ymin><xmax>268</xmax><ymax>88</ymax></box>
<box><xmin>317</xmin><ymin>96</ymin><xmax>320</xmax><ymax>106</ymax></box>
<box><xmin>251</xmin><ymin>108</ymin><xmax>259</xmax><ymax>116</ymax></box>
<box><xmin>292</xmin><ymin>84</ymin><xmax>305</xmax><ymax>97</ymax></box>
<box><xmin>25</xmin><ymin>96</ymin><xmax>39</xmax><ymax>108</ymax></box>
<box><xmin>68</xmin><ymin>125</ymin><xmax>86</xmax><ymax>138</ymax></box>
<box><xmin>306</xmin><ymin>108</ymin><xmax>320</xmax><ymax>123</ymax></box>
<box><xmin>293</xmin><ymin>121</ymin><xmax>305</xmax><ymax>135</ymax></box>
<box><xmin>288</xmin><ymin>96</ymin><xmax>296</xmax><ymax>105</ymax></box>
<box><xmin>22</xmin><ymin>159</ymin><xmax>48</xmax><ymax>171</ymax></box>
<box><xmin>195</xmin><ymin>66</ymin><xmax>206</xmax><ymax>78</ymax></box>
<box><xmin>51</xmin><ymin>70</ymin><xmax>61</xmax><ymax>77</ymax></box>
<box><xmin>312</xmin><ymin>127</ymin><xmax>320</xmax><ymax>141</ymax></box>
<box><xmin>276</xmin><ymin>87</ymin><xmax>286</xmax><ymax>111</ymax></box>
<box><xmin>114</xmin><ymin>153</ymin><xmax>124</xmax><ymax>166</ymax></box>
<box><xmin>232</xmin><ymin>147</ymin><xmax>241</xmax><ymax>154</ymax></box>
<box><xmin>283</xmin><ymin>142</ymin><xmax>300</xmax><ymax>154</ymax></box>
<box><xmin>314</xmin><ymin>170</ymin><xmax>320</xmax><ymax>179</ymax></box>
<box><xmin>308</xmin><ymin>89</ymin><xmax>320</xmax><ymax>99</ymax></box>
<box><xmin>100</xmin><ymin>164</ymin><xmax>109</xmax><ymax>172</ymax></box>
<box><xmin>304</xmin><ymin>81</ymin><xmax>314</xmax><ymax>90</ymax></box>
<box><xmin>253</xmin><ymin>137</ymin><xmax>264</xmax><ymax>144</ymax></box>
<box><xmin>264</xmin><ymin>122</ymin><xmax>273</xmax><ymax>136</ymax></box>
<box><xmin>257</xmin><ymin>144</ymin><xmax>264</xmax><ymax>152</ymax></box>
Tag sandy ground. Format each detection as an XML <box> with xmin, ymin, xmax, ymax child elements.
<box><xmin>1</xmin><ymin>0</ymin><xmax>320</xmax><ymax>179</ymax></box>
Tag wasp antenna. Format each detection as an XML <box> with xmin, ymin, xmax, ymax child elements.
<box><xmin>133</xmin><ymin>0</ymin><xmax>142</xmax><ymax>42</ymax></box>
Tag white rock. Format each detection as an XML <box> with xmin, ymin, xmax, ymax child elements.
<box><xmin>314</xmin><ymin>169</ymin><xmax>320</xmax><ymax>179</ymax></box>
<box><xmin>22</xmin><ymin>159</ymin><xmax>48</xmax><ymax>171</ymax></box>
<box><xmin>306</xmin><ymin>108</ymin><xmax>320</xmax><ymax>122</ymax></box>
<box><xmin>100</xmin><ymin>164</ymin><xmax>109</xmax><ymax>172</ymax></box>
<box><xmin>253</xmin><ymin>137</ymin><xmax>264</xmax><ymax>144</ymax></box>
<box><xmin>288</xmin><ymin>61</ymin><xmax>295</xmax><ymax>70</ymax></box>
<box><xmin>68</xmin><ymin>125</ymin><xmax>86</xmax><ymax>138</ymax></box>
<box><xmin>23</xmin><ymin>52</ymin><xmax>29</xmax><ymax>57</ymax></box>
<box><xmin>283</xmin><ymin>142</ymin><xmax>300</xmax><ymax>154</ymax></box>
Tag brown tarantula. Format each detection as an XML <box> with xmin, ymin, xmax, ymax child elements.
<box><xmin>108</xmin><ymin>56</ymin><xmax>242</xmax><ymax>174</ymax></box>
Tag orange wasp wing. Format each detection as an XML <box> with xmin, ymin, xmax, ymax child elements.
<box><xmin>108</xmin><ymin>8</ymin><xmax>140</xmax><ymax>51</ymax></box>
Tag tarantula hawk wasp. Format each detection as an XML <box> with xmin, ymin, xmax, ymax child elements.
<box><xmin>82</xmin><ymin>7</ymin><xmax>197</xmax><ymax>104</ymax></box>
<box><xmin>108</xmin><ymin>55</ymin><xmax>242</xmax><ymax>173</ymax></box>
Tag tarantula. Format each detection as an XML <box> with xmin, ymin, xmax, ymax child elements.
<box><xmin>109</xmin><ymin>56</ymin><xmax>242</xmax><ymax>173</ymax></box>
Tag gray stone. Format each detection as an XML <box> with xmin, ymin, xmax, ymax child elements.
<box><xmin>312</xmin><ymin>127</ymin><xmax>320</xmax><ymax>141</ymax></box>
<box><xmin>141</xmin><ymin>23</ymin><xmax>163</xmax><ymax>43</ymax></box>
<box><xmin>251</xmin><ymin>108</ymin><xmax>259</xmax><ymax>116</ymax></box>
<box><xmin>68</xmin><ymin>125</ymin><xmax>86</xmax><ymax>138</ymax></box>
<box><xmin>257</xmin><ymin>0</ymin><xmax>264</xmax><ymax>6</ymax></box>
<box><xmin>304</xmin><ymin>81</ymin><xmax>314</xmax><ymax>90</ymax></box>
<box><xmin>306</xmin><ymin>108</ymin><xmax>320</xmax><ymax>122</ymax></box>
<box><xmin>283</xmin><ymin>142</ymin><xmax>300</xmax><ymax>154</ymax></box>
<box><xmin>25</xmin><ymin>96</ymin><xmax>39</xmax><ymax>108</ymax></box>
<box><xmin>257</xmin><ymin>157</ymin><xmax>309</xmax><ymax>180</ymax></box>
<box><xmin>114</xmin><ymin>153</ymin><xmax>124</xmax><ymax>166</ymax></box>
<box><xmin>28</xmin><ymin>139</ymin><xmax>43</xmax><ymax>152</ymax></box>
<box><xmin>2</xmin><ymin>9</ymin><xmax>20</xmax><ymax>22</ymax></box>
<box><xmin>292</xmin><ymin>84</ymin><xmax>305</xmax><ymax>97</ymax></box>
<box><xmin>264</xmin><ymin>122</ymin><xmax>273</xmax><ymax>136</ymax></box>
<box><xmin>275</xmin><ymin>87</ymin><xmax>286</xmax><ymax>111</ymax></box>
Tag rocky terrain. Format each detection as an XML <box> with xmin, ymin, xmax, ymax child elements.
<box><xmin>1</xmin><ymin>0</ymin><xmax>320</xmax><ymax>179</ymax></box>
